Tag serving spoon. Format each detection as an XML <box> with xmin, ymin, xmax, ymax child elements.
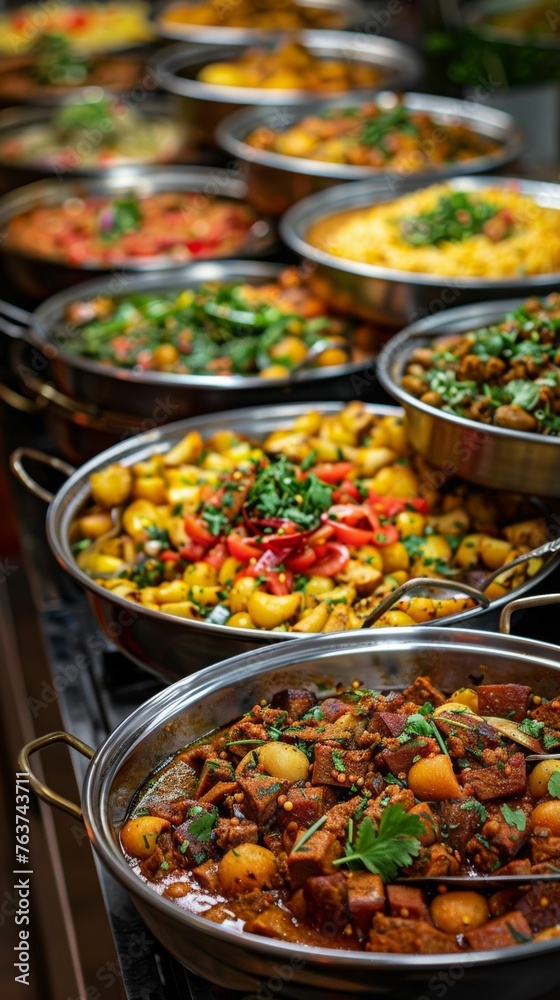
<box><xmin>395</xmin><ymin>874</ymin><xmax>560</xmax><ymax>888</ymax></box>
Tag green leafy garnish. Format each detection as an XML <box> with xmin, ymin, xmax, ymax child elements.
<box><xmin>292</xmin><ymin>815</ymin><xmax>327</xmax><ymax>852</ymax></box>
<box><xmin>399</xmin><ymin>192</ymin><xmax>506</xmax><ymax>247</ymax></box>
<box><xmin>519</xmin><ymin>718</ymin><xmax>544</xmax><ymax>739</ymax></box>
<box><xmin>245</xmin><ymin>455</ymin><xmax>333</xmax><ymax>530</ymax></box>
<box><xmin>548</xmin><ymin>771</ymin><xmax>560</xmax><ymax>799</ymax></box>
<box><xmin>500</xmin><ymin>804</ymin><xmax>526</xmax><ymax>832</ymax></box>
<box><xmin>332</xmin><ymin>804</ymin><xmax>423</xmax><ymax>882</ymax></box>
<box><xmin>189</xmin><ymin>807</ymin><xmax>218</xmax><ymax>842</ymax></box>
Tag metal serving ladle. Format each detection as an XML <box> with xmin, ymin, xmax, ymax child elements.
<box><xmin>288</xmin><ymin>336</ymin><xmax>351</xmax><ymax>375</ymax></box>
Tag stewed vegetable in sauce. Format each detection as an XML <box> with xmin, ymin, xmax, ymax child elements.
<box><xmin>246</xmin><ymin>98</ymin><xmax>501</xmax><ymax>169</ymax></box>
<box><xmin>162</xmin><ymin>0</ymin><xmax>347</xmax><ymax>31</ymax></box>
<box><xmin>401</xmin><ymin>295</ymin><xmax>560</xmax><ymax>435</ymax></box>
<box><xmin>72</xmin><ymin>403</ymin><xmax>548</xmax><ymax>630</ymax></box>
<box><xmin>120</xmin><ymin>676</ymin><xmax>560</xmax><ymax>952</ymax></box>
<box><xmin>60</xmin><ymin>268</ymin><xmax>371</xmax><ymax>377</ymax></box>
<box><xmin>196</xmin><ymin>41</ymin><xmax>383</xmax><ymax>90</ymax></box>
<box><xmin>6</xmin><ymin>191</ymin><xmax>262</xmax><ymax>267</ymax></box>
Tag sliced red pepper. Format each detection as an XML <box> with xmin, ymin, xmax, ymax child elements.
<box><xmin>204</xmin><ymin>541</ymin><xmax>227</xmax><ymax>569</ymax></box>
<box><xmin>184</xmin><ymin>512</ymin><xmax>216</xmax><ymax>547</ymax></box>
<box><xmin>332</xmin><ymin>479</ymin><xmax>363</xmax><ymax>504</ymax></box>
<box><xmin>285</xmin><ymin>545</ymin><xmax>317</xmax><ymax>573</ymax></box>
<box><xmin>308</xmin><ymin>541</ymin><xmax>350</xmax><ymax>577</ymax></box>
<box><xmin>226</xmin><ymin>530</ymin><xmax>262</xmax><ymax>563</ymax></box>
<box><xmin>330</xmin><ymin>521</ymin><xmax>375</xmax><ymax>547</ymax></box>
<box><xmin>371</xmin><ymin>524</ymin><xmax>399</xmax><ymax>546</ymax></box>
<box><xmin>266</xmin><ymin>569</ymin><xmax>294</xmax><ymax>596</ymax></box>
<box><xmin>307</xmin><ymin>523</ymin><xmax>335</xmax><ymax>546</ymax></box>
<box><xmin>368</xmin><ymin>492</ymin><xmax>430</xmax><ymax>518</ymax></box>
<box><xmin>309</xmin><ymin>462</ymin><xmax>355</xmax><ymax>484</ymax></box>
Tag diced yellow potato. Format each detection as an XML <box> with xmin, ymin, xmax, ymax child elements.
<box><xmin>218</xmin><ymin>556</ymin><xmax>243</xmax><ymax>585</ymax></box>
<box><xmin>122</xmin><ymin>499</ymin><xmax>160</xmax><ymax>540</ymax></box>
<box><xmin>79</xmin><ymin>511</ymin><xmax>114</xmax><ymax>539</ymax></box>
<box><xmin>154</xmin><ymin>580</ymin><xmax>189</xmax><ymax>604</ymax></box>
<box><xmin>395</xmin><ymin>511</ymin><xmax>426</xmax><ymax>538</ymax></box>
<box><xmin>293</xmin><ymin>411</ymin><xmax>322</xmax><ymax>435</ymax></box>
<box><xmin>323</xmin><ymin>604</ymin><xmax>350</xmax><ymax>632</ymax></box>
<box><xmin>133</xmin><ymin>476</ymin><xmax>167</xmax><ymax>505</ymax></box>
<box><xmin>355</xmin><ymin>546</ymin><xmax>384</xmax><ymax>573</ymax></box>
<box><xmin>355</xmin><ymin>447</ymin><xmax>397</xmax><ymax>476</ymax></box>
<box><xmin>292</xmin><ymin>602</ymin><xmax>329</xmax><ymax>632</ymax></box>
<box><xmin>189</xmin><ymin>585</ymin><xmax>221</xmax><ymax>607</ymax></box>
<box><xmin>79</xmin><ymin>552</ymin><xmax>125</xmax><ymax>576</ymax></box>
<box><xmin>164</xmin><ymin>431</ymin><xmax>204</xmax><ymax>467</ymax></box>
<box><xmin>131</xmin><ymin>456</ymin><xmax>163</xmax><ymax>478</ymax></box>
<box><xmin>229</xmin><ymin>576</ymin><xmax>259</xmax><ymax>613</ymax></box>
<box><xmin>338</xmin><ymin>559</ymin><xmax>383</xmax><ymax>596</ymax></box>
<box><xmin>432</xmin><ymin>597</ymin><xmax>471</xmax><ymax>619</ymax></box>
<box><xmin>376</xmin><ymin>415</ymin><xmax>408</xmax><ymax>453</ymax></box>
<box><xmin>427</xmin><ymin>508</ymin><xmax>470</xmax><ymax>535</ymax></box>
<box><xmin>422</xmin><ymin>534</ymin><xmax>452</xmax><ymax>564</ymax></box>
<box><xmin>90</xmin><ymin>463</ymin><xmax>132</xmax><ymax>508</ymax></box>
<box><xmin>381</xmin><ymin>542</ymin><xmax>410</xmax><ymax>574</ymax></box>
<box><xmin>449</xmin><ymin>688</ymin><xmax>479</xmax><ymax>712</ymax></box>
<box><xmin>454</xmin><ymin>534</ymin><xmax>484</xmax><ymax>569</ymax></box>
<box><xmin>479</xmin><ymin>536</ymin><xmax>513</xmax><ymax>570</ymax></box>
<box><xmin>166</xmin><ymin>486</ymin><xmax>202</xmax><ymax>508</ymax></box>
<box><xmin>247</xmin><ymin>590</ymin><xmax>301</xmax><ymax>629</ymax></box>
<box><xmin>399</xmin><ymin>597</ymin><xmax>436</xmax><ymax>623</ymax></box>
<box><xmin>227</xmin><ymin>612</ymin><xmax>257</xmax><ymax>629</ymax></box>
<box><xmin>371</xmin><ymin>610</ymin><xmax>416</xmax><ymax>628</ymax></box>
<box><xmin>503</xmin><ymin>517</ymin><xmax>547</xmax><ymax>549</ymax></box>
<box><xmin>158</xmin><ymin>602</ymin><xmax>199</xmax><ymax>619</ymax></box>
<box><xmin>368</xmin><ymin>464</ymin><xmax>418</xmax><ymax>498</ymax></box>
<box><xmin>183</xmin><ymin>562</ymin><xmax>218</xmax><ymax>587</ymax></box>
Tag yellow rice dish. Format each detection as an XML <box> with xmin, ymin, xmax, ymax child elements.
<box><xmin>307</xmin><ymin>183</ymin><xmax>560</xmax><ymax>278</ymax></box>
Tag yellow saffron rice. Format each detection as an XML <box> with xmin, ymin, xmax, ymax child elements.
<box><xmin>307</xmin><ymin>183</ymin><xmax>560</xmax><ymax>278</ymax></box>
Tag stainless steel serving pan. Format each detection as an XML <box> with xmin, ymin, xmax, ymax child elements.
<box><xmin>18</xmin><ymin>610</ymin><xmax>560</xmax><ymax>998</ymax></box>
<box><xmin>10</xmin><ymin>402</ymin><xmax>560</xmax><ymax>683</ymax></box>
<box><xmin>280</xmin><ymin>174</ymin><xmax>560</xmax><ymax>327</ymax></box>
<box><xmin>0</xmin><ymin>167</ymin><xmax>276</xmax><ymax>299</ymax></box>
<box><xmin>153</xmin><ymin>0</ymin><xmax>368</xmax><ymax>44</ymax></box>
<box><xmin>377</xmin><ymin>297</ymin><xmax>560</xmax><ymax>497</ymax></box>
<box><xmin>0</xmin><ymin>261</ymin><xmax>380</xmax><ymax>422</ymax></box>
<box><xmin>463</xmin><ymin>0</ymin><xmax>560</xmax><ymax>50</ymax></box>
<box><xmin>152</xmin><ymin>33</ymin><xmax>424</xmax><ymax>146</ymax></box>
<box><xmin>0</xmin><ymin>98</ymin><xmax>196</xmax><ymax>194</ymax></box>
<box><xmin>217</xmin><ymin>92</ymin><xmax>524</xmax><ymax>216</ymax></box>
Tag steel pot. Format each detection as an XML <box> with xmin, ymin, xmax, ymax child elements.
<box><xmin>152</xmin><ymin>33</ymin><xmax>424</xmax><ymax>147</ymax></box>
<box><xmin>0</xmin><ymin>260</ymin><xmax>383</xmax><ymax>424</ymax></box>
<box><xmin>217</xmin><ymin>92</ymin><xmax>524</xmax><ymax>217</ymax></box>
<box><xmin>280</xmin><ymin>174</ymin><xmax>560</xmax><ymax>326</ymax></box>
<box><xmin>153</xmin><ymin>0</ymin><xmax>369</xmax><ymax>45</ymax></box>
<box><xmin>376</xmin><ymin>297</ymin><xmax>560</xmax><ymax>498</ymax></box>
<box><xmin>10</xmin><ymin>402</ymin><xmax>560</xmax><ymax>683</ymax></box>
<box><xmin>0</xmin><ymin>167</ymin><xmax>277</xmax><ymax>299</ymax></box>
<box><xmin>18</xmin><ymin>602</ymin><xmax>560</xmax><ymax>998</ymax></box>
<box><xmin>0</xmin><ymin>98</ymin><xmax>201</xmax><ymax>194</ymax></box>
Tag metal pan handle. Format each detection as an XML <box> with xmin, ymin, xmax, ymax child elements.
<box><xmin>0</xmin><ymin>298</ymin><xmax>32</xmax><ymax>340</ymax></box>
<box><xmin>18</xmin><ymin>732</ymin><xmax>94</xmax><ymax>821</ymax></box>
<box><xmin>10</xmin><ymin>447</ymin><xmax>76</xmax><ymax>504</ymax></box>
<box><xmin>361</xmin><ymin>577</ymin><xmax>490</xmax><ymax>629</ymax></box>
<box><xmin>0</xmin><ymin>380</ymin><xmax>48</xmax><ymax>415</ymax></box>
<box><xmin>499</xmin><ymin>594</ymin><xmax>560</xmax><ymax>635</ymax></box>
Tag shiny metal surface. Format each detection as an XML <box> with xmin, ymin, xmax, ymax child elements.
<box><xmin>280</xmin><ymin>174</ymin><xmax>560</xmax><ymax>326</ymax></box>
<box><xmin>153</xmin><ymin>33</ymin><xmax>424</xmax><ymax>146</ymax></box>
<box><xmin>0</xmin><ymin>98</ymin><xmax>195</xmax><ymax>193</ymax></box>
<box><xmin>153</xmin><ymin>0</ymin><xmax>368</xmax><ymax>44</ymax></box>
<box><xmin>0</xmin><ymin>167</ymin><xmax>277</xmax><ymax>299</ymax></box>
<box><xmin>376</xmin><ymin>297</ymin><xmax>560</xmax><ymax>496</ymax></box>
<box><xmin>2</xmin><ymin>261</ymin><xmax>380</xmax><ymax>423</ymax></box>
<box><xmin>20</xmin><ymin>401</ymin><xmax>560</xmax><ymax>682</ymax></box>
<box><xmin>19</xmin><ymin>627</ymin><xmax>560</xmax><ymax>997</ymax></box>
<box><xmin>217</xmin><ymin>93</ymin><xmax>524</xmax><ymax>216</ymax></box>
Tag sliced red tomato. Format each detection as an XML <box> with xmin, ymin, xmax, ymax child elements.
<box><xmin>332</xmin><ymin>479</ymin><xmax>363</xmax><ymax>504</ymax></box>
<box><xmin>226</xmin><ymin>530</ymin><xmax>262</xmax><ymax>563</ymax></box>
<box><xmin>285</xmin><ymin>545</ymin><xmax>317</xmax><ymax>573</ymax></box>
<box><xmin>371</xmin><ymin>524</ymin><xmax>399</xmax><ymax>546</ymax></box>
<box><xmin>259</xmin><ymin>530</ymin><xmax>310</xmax><ymax>554</ymax></box>
<box><xmin>323</xmin><ymin>504</ymin><xmax>380</xmax><ymax>544</ymax></box>
<box><xmin>184</xmin><ymin>513</ymin><xmax>215</xmax><ymax>547</ymax></box>
<box><xmin>368</xmin><ymin>492</ymin><xmax>430</xmax><ymax>518</ymax></box>
<box><xmin>308</xmin><ymin>541</ymin><xmax>350</xmax><ymax>577</ymax></box>
<box><xmin>307</xmin><ymin>523</ymin><xmax>335</xmax><ymax>547</ymax></box>
<box><xmin>160</xmin><ymin>550</ymin><xmax>180</xmax><ymax>563</ymax></box>
<box><xmin>266</xmin><ymin>569</ymin><xmax>294</xmax><ymax>596</ymax></box>
<box><xmin>204</xmin><ymin>541</ymin><xmax>227</xmax><ymax>569</ymax></box>
<box><xmin>178</xmin><ymin>540</ymin><xmax>207</xmax><ymax>561</ymax></box>
<box><xmin>330</xmin><ymin>521</ymin><xmax>375</xmax><ymax>547</ymax></box>
<box><xmin>309</xmin><ymin>462</ymin><xmax>355</xmax><ymax>484</ymax></box>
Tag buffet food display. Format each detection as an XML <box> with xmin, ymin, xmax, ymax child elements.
<box><xmin>245</xmin><ymin>98</ymin><xmax>502</xmax><ymax>169</ymax></box>
<box><xmin>121</xmin><ymin>674</ymin><xmax>560</xmax><ymax>951</ymax></box>
<box><xmin>0</xmin><ymin>2</ymin><xmax>152</xmax><ymax>54</ymax></box>
<box><xmin>6</xmin><ymin>5</ymin><xmax>560</xmax><ymax>996</ymax></box>
<box><xmin>0</xmin><ymin>96</ymin><xmax>185</xmax><ymax>171</ymax></box>
<box><xmin>72</xmin><ymin>402</ymin><xmax>548</xmax><ymax>631</ymax></box>
<box><xmin>60</xmin><ymin>267</ymin><xmax>365</xmax><ymax>376</ymax></box>
<box><xmin>5</xmin><ymin>190</ymin><xmax>261</xmax><ymax>266</ymax></box>
<box><xmin>306</xmin><ymin>182</ymin><xmax>560</xmax><ymax>278</ymax></box>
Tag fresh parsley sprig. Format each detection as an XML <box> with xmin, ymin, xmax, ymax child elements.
<box><xmin>332</xmin><ymin>804</ymin><xmax>423</xmax><ymax>882</ymax></box>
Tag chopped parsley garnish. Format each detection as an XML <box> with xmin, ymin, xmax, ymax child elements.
<box><xmin>548</xmin><ymin>771</ymin><xmax>560</xmax><ymax>799</ymax></box>
<box><xmin>332</xmin><ymin>804</ymin><xmax>423</xmax><ymax>882</ymax></box>
<box><xmin>501</xmin><ymin>804</ymin><xmax>527</xmax><ymax>832</ymax></box>
<box><xmin>399</xmin><ymin>191</ymin><xmax>505</xmax><ymax>247</ymax></box>
<box><xmin>245</xmin><ymin>455</ymin><xmax>333</xmax><ymax>529</ymax></box>
<box><xmin>519</xmin><ymin>718</ymin><xmax>544</xmax><ymax>739</ymax></box>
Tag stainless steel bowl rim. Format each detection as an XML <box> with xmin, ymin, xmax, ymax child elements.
<box><xmin>152</xmin><ymin>33</ymin><xmax>424</xmax><ymax>104</ymax></box>
<box><xmin>377</xmin><ymin>295</ymin><xmax>560</xmax><ymax>450</ymax></box>
<box><xmin>217</xmin><ymin>92</ymin><xmax>524</xmax><ymax>181</ymax></box>
<box><xmin>45</xmin><ymin>401</ymin><xmax>560</xmax><ymax>644</ymax></box>
<box><xmin>82</xmin><ymin>625</ymin><xmax>560</xmax><ymax>969</ymax></box>
<box><xmin>280</xmin><ymin>174</ymin><xmax>560</xmax><ymax>289</ymax></box>
<box><xmin>0</xmin><ymin>165</ymin><xmax>276</xmax><ymax>274</ymax></box>
<box><xmin>463</xmin><ymin>0</ymin><xmax>560</xmax><ymax>50</ymax></box>
<box><xmin>29</xmin><ymin>259</ymin><xmax>373</xmax><ymax>388</ymax></box>
<box><xmin>153</xmin><ymin>0</ymin><xmax>367</xmax><ymax>45</ymax></box>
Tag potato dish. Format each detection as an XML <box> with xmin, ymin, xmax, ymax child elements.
<box><xmin>121</xmin><ymin>674</ymin><xmax>560</xmax><ymax>952</ymax></box>
<box><xmin>72</xmin><ymin>402</ymin><xmax>547</xmax><ymax>632</ymax></box>
<box><xmin>246</xmin><ymin>98</ymin><xmax>501</xmax><ymax>169</ymax></box>
<box><xmin>162</xmin><ymin>0</ymin><xmax>346</xmax><ymax>31</ymax></box>
<box><xmin>196</xmin><ymin>41</ymin><xmax>382</xmax><ymax>91</ymax></box>
<box><xmin>307</xmin><ymin>183</ymin><xmax>560</xmax><ymax>278</ymax></box>
<box><xmin>401</xmin><ymin>294</ymin><xmax>560</xmax><ymax>436</ymax></box>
